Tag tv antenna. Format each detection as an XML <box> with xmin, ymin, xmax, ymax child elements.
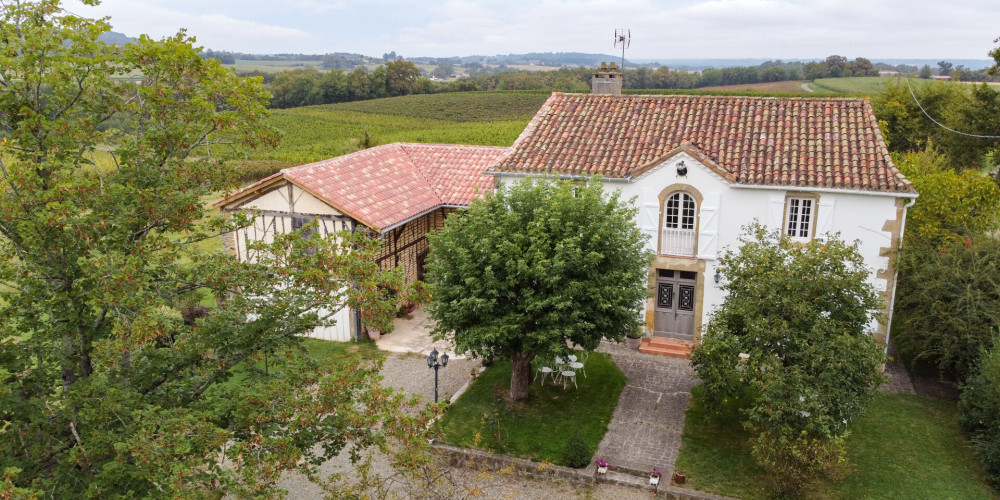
<box><xmin>614</xmin><ymin>29</ymin><xmax>630</xmax><ymax>69</ymax></box>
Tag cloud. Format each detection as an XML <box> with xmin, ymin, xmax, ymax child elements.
<box><xmin>63</xmin><ymin>0</ymin><xmax>1000</xmax><ymax>59</ymax></box>
<box><xmin>65</xmin><ymin>0</ymin><xmax>317</xmax><ymax>52</ymax></box>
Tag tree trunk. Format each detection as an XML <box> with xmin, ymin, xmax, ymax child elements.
<box><xmin>509</xmin><ymin>350</ymin><xmax>535</xmax><ymax>401</ymax></box>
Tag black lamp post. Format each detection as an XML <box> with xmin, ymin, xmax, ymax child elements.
<box><xmin>426</xmin><ymin>347</ymin><xmax>449</xmax><ymax>403</ymax></box>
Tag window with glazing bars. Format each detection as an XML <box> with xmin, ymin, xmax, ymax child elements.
<box><xmin>785</xmin><ymin>197</ymin><xmax>814</xmax><ymax>239</ymax></box>
<box><xmin>665</xmin><ymin>192</ymin><xmax>696</xmax><ymax>230</ymax></box>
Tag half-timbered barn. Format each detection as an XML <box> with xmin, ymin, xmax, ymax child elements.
<box><xmin>214</xmin><ymin>142</ymin><xmax>508</xmax><ymax>340</ymax></box>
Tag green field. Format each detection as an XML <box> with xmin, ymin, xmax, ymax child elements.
<box><xmin>229</xmin><ymin>59</ymin><xmax>325</xmax><ymax>73</ymax></box>
<box><xmin>238</xmin><ymin>91</ymin><xmax>550</xmax><ymax>179</ymax></box>
<box><xmin>330</xmin><ymin>91</ymin><xmax>550</xmax><ymax>122</ymax></box>
<box><xmin>809</xmin><ymin>76</ymin><xmax>999</xmax><ymax>95</ymax></box>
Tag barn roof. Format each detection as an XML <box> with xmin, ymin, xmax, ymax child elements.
<box><xmin>490</xmin><ymin>93</ymin><xmax>915</xmax><ymax>194</ymax></box>
<box><xmin>216</xmin><ymin>143</ymin><xmax>508</xmax><ymax>231</ymax></box>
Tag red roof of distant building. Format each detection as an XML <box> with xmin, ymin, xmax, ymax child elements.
<box><xmin>491</xmin><ymin>93</ymin><xmax>914</xmax><ymax>194</ymax></box>
<box><xmin>217</xmin><ymin>143</ymin><xmax>507</xmax><ymax>231</ymax></box>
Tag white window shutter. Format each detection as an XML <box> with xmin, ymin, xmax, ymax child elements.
<box><xmin>640</xmin><ymin>188</ymin><xmax>660</xmax><ymax>253</ymax></box>
<box><xmin>816</xmin><ymin>197</ymin><xmax>835</xmax><ymax>239</ymax></box>
<box><xmin>697</xmin><ymin>192</ymin><xmax>721</xmax><ymax>260</ymax></box>
<box><xmin>767</xmin><ymin>193</ymin><xmax>786</xmax><ymax>231</ymax></box>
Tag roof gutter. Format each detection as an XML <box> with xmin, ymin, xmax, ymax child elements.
<box><xmin>484</xmin><ymin>171</ymin><xmax>633</xmax><ymax>183</ymax></box>
<box><xmin>378</xmin><ymin>204</ymin><xmax>469</xmax><ymax>235</ymax></box>
<box><xmin>731</xmin><ymin>182</ymin><xmax>918</xmax><ymax>199</ymax></box>
<box><xmin>883</xmin><ymin>195</ymin><xmax>917</xmax><ymax>355</ymax></box>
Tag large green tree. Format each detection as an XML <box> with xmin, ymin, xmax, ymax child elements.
<box><xmin>0</xmin><ymin>2</ymin><xmax>427</xmax><ymax>497</ymax></box>
<box><xmin>872</xmin><ymin>81</ymin><xmax>1000</xmax><ymax>170</ymax></box>
<box><xmin>384</xmin><ymin>59</ymin><xmax>422</xmax><ymax>97</ymax></box>
<box><xmin>426</xmin><ymin>179</ymin><xmax>650</xmax><ymax>401</ymax></box>
<box><xmin>691</xmin><ymin>225</ymin><xmax>886</xmax><ymax>496</ymax></box>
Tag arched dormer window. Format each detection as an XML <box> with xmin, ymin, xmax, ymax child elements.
<box><xmin>661</xmin><ymin>192</ymin><xmax>697</xmax><ymax>256</ymax></box>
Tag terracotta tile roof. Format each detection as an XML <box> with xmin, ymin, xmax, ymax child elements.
<box><xmin>218</xmin><ymin>143</ymin><xmax>506</xmax><ymax>231</ymax></box>
<box><xmin>492</xmin><ymin>93</ymin><xmax>915</xmax><ymax>194</ymax></box>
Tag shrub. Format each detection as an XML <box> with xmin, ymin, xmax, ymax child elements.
<box><xmin>958</xmin><ymin>333</ymin><xmax>1000</xmax><ymax>485</ymax></box>
<box><xmin>564</xmin><ymin>430</ymin><xmax>591</xmax><ymax>469</ymax></box>
<box><xmin>751</xmin><ymin>431</ymin><xmax>847</xmax><ymax>496</ymax></box>
<box><xmin>896</xmin><ymin>239</ymin><xmax>1000</xmax><ymax>380</ymax></box>
<box><xmin>691</xmin><ymin>224</ymin><xmax>885</xmax><ymax>495</ymax></box>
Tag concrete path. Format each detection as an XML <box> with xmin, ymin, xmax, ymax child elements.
<box><xmin>594</xmin><ymin>342</ymin><xmax>698</xmax><ymax>477</ymax></box>
<box><xmin>376</xmin><ymin>306</ymin><xmax>466</xmax><ymax>359</ymax></box>
<box><xmin>801</xmin><ymin>82</ymin><xmax>815</xmax><ymax>92</ymax></box>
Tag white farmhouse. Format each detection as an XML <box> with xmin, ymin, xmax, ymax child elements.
<box><xmin>217</xmin><ymin>69</ymin><xmax>915</xmax><ymax>354</ymax></box>
<box><xmin>488</xmin><ymin>71</ymin><xmax>916</xmax><ymax>354</ymax></box>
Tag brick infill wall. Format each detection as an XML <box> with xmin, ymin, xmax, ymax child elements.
<box><xmin>431</xmin><ymin>444</ymin><xmax>737</xmax><ymax>500</ymax></box>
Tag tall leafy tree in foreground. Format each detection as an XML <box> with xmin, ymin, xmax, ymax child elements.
<box><xmin>691</xmin><ymin>225</ymin><xmax>886</xmax><ymax>496</ymax></box>
<box><xmin>0</xmin><ymin>1</ymin><xmax>428</xmax><ymax>497</ymax></box>
<box><xmin>426</xmin><ymin>179</ymin><xmax>650</xmax><ymax>401</ymax></box>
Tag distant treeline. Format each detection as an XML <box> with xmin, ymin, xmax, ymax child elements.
<box><xmin>875</xmin><ymin>59</ymin><xmax>1000</xmax><ymax>82</ymax></box>
<box><xmin>254</xmin><ymin>55</ymin><xmax>993</xmax><ymax>109</ymax></box>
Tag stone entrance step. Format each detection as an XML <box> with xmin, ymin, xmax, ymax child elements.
<box><xmin>638</xmin><ymin>337</ymin><xmax>695</xmax><ymax>358</ymax></box>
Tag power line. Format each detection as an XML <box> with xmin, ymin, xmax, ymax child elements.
<box><xmin>905</xmin><ymin>78</ymin><xmax>1000</xmax><ymax>139</ymax></box>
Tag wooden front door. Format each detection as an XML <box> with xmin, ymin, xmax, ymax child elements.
<box><xmin>653</xmin><ymin>269</ymin><xmax>696</xmax><ymax>340</ymax></box>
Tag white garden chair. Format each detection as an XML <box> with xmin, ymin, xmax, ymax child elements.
<box><xmin>535</xmin><ymin>365</ymin><xmax>555</xmax><ymax>385</ymax></box>
<box><xmin>561</xmin><ymin>369</ymin><xmax>578</xmax><ymax>390</ymax></box>
<box><xmin>554</xmin><ymin>356</ymin><xmax>566</xmax><ymax>370</ymax></box>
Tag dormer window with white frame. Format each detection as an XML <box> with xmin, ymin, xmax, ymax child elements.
<box><xmin>784</xmin><ymin>195</ymin><xmax>817</xmax><ymax>241</ymax></box>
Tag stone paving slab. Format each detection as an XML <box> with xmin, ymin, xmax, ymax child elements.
<box><xmin>595</xmin><ymin>341</ymin><xmax>698</xmax><ymax>476</ymax></box>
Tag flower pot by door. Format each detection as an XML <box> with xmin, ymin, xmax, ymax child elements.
<box><xmin>650</xmin><ymin>476</ymin><xmax>660</xmax><ymax>486</ymax></box>
<box><xmin>597</xmin><ymin>466</ymin><xmax>608</xmax><ymax>474</ymax></box>
<box><xmin>626</xmin><ymin>337</ymin><xmax>641</xmax><ymax>350</ymax></box>
<box><xmin>672</xmin><ymin>472</ymin><xmax>686</xmax><ymax>484</ymax></box>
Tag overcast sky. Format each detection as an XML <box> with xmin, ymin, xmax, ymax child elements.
<box><xmin>64</xmin><ymin>0</ymin><xmax>999</xmax><ymax>61</ymax></box>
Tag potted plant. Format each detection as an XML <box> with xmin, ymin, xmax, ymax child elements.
<box><xmin>649</xmin><ymin>468</ymin><xmax>662</xmax><ymax>486</ymax></box>
<box><xmin>672</xmin><ymin>470</ymin><xmax>686</xmax><ymax>484</ymax></box>
<box><xmin>626</xmin><ymin>329</ymin><xmax>643</xmax><ymax>350</ymax></box>
<box><xmin>595</xmin><ymin>458</ymin><xmax>608</xmax><ymax>474</ymax></box>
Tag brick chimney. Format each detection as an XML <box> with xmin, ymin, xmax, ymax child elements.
<box><xmin>592</xmin><ymin>61</ymin><xmax>622</xmax><ymax>95</ymax></box>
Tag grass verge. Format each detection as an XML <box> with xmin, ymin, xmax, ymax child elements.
<box><xmin>435</xmin><ymin>352</ymin><xmax>625</xmax><ymax>466</ymax></box>
<box><xmin>301</xmin><ymin>337</ymin><xmax>379</xmax><ymax>364</ymax></box>
<box><xmin>674</xmin><ymin>387</ymin><xmax>998</xmax><ymax>499</ymax></box>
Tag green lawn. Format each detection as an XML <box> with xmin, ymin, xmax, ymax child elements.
<box><xmin>435</xmin><ymin>352</ymin><xmax>626</xmax><ymax>466</ymax></box>
<box><xmin>675</xmin><ymin>387</ymin><xmax>998</xmax><ymax>499</ymax></box>
<box><xmin>301</xmin><ymin>337</ymin><xmax>379</xmax><ymax>364</ymax></box>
